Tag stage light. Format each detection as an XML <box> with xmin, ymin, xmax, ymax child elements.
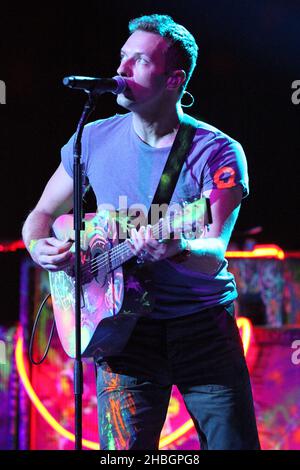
<box><xmin>237</xmin><ymin>316</ymin><xmax>252</xmax><ymax>355</ymax></box>
<box><xmin>226</xmin><ymin>244</ymin><xmax>285</xmax><ymax>260</ymax></box>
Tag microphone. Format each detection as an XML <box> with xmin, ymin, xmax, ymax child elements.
<box><xmin>62</xmin><ymin>75</ymin><xmax>127</xmax><ymax>94</ymax></box>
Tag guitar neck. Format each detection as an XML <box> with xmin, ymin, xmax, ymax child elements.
<box><xmin>95</xmin><ymin>197</ymin><xmax>208</xmax><ymax>275</ymax></box>
<box><xmin>104</xmin><ymin>218</ymin><xmax>170</xmax><ymax>272</ymax></box>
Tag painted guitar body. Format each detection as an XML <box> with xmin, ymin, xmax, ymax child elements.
<box><xmin>49</xmin><ymin>211</ymin><xmax>126</xmax><ymax>358</ymax></box>
<box><xmin>49</xmin><ymin>198</ymin><xmax>210</xmax><ymax>358</ymax></box>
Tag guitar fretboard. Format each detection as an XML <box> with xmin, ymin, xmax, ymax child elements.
<box><xmin>91</xmin><ymin>218</ymin><xmax>170</xmax><ymax>275</ymax></box>
<box><xmin>84</xmin><ymin>198</ymin><xmax>207</xmax><ymax>277</ymax></box>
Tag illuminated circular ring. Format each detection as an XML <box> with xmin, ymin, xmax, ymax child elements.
<box><xmin>15</xmin><ymin>318</ymin><xmax>251</xmax><ymax>449</ymax></box>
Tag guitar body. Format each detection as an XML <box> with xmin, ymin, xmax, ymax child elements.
<box><xmin>48</xmin><ymin>198</ymin><xmax>210</xmax><ymax>358</ymax></box>
<box><xmin>49</xmin><ymin>211</ymin><xmax>125</xmax><ymax>358</ymax></box>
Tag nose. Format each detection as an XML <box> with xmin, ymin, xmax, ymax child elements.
<box><xmin>117</xmin><ymin>57</ymin><xmax>133</xmax><ymax>77</ymax></box>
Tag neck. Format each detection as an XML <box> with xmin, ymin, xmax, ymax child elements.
<box><xmin>132</xmin><ymin>102</ymin><xmax>184</xmax><ymax>148</ymax></box>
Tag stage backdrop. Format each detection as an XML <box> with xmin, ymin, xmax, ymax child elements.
<box><xmin>6</xmin><ymin>253</ymin><xmax>299</xmax><ymax>450</ymax></box>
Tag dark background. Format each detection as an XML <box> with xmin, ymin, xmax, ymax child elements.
<box><xmin>0</xmin><ymin>0</ymin><xmax>300</xmax><ymax>322</ymax></box>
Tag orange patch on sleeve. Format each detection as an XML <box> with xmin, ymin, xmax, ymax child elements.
<box><xmin>213</xmin><ymin>166</ymin><xmax>236</xmax><ymax>189</ymax></box>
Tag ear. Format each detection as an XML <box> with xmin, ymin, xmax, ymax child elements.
<box><xmin>166</xmin><ymin>70</ymin><xmax>186</xmax><ymax>91</ymax></box>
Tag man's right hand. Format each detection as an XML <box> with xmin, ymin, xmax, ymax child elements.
<box><xmin>29</xmin><ymin>237</ymin><xmax>73</xmax><ymax>272</ymax></box>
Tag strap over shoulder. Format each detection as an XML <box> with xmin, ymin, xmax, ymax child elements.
<box><xmin>150</xmin><ymin>113</ymin><xmax>199</xmax><ymax>212</ymax></box>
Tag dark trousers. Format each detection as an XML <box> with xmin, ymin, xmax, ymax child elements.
<box><xmin>94</xmin><ymin>303</ymin><xmax>260</xmax><ymax>450</ymax></box>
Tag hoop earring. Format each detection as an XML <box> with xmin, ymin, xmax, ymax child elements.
<box><xmin>181</xmin><ymin>90</ymin><xmax>194</xmax><ymax>108</ymax></box>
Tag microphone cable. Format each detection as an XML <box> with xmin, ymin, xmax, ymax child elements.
<box><xmin>28</xmin><ymin>293</ymin><xmax>55</xmax><ymax>365</ymax></box>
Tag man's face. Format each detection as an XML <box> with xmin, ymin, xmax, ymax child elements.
<box><xmin>116</xmin><ymin>30</ymin><xmax>171</xmax><ymax>110</ymax></box>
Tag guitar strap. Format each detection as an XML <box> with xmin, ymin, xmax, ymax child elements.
<box><xmin>148</xmin><ymin>113</ymin><xmax>199</xmax><ymax>223</ymax></box>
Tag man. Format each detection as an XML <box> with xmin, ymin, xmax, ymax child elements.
<box><xmin>22</xmin><ymin>14</ymin><xmax>260</xmax><ymax>450</ymax></box>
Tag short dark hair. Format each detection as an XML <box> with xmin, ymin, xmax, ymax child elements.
<box><xmin>128</xmin><ymin>14</ymin><xmax>198</xmax><ymax>92</ymax></box>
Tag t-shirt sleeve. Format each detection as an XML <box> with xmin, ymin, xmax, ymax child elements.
<box><xmin>202</xmin><ymin>140</ymin><xmax>249</xmax><ymax>198</ymax></box>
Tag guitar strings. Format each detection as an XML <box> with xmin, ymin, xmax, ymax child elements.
<box><xmin>87</xmin><ymin>219</ymin><xmax>166</xmax><ymax>270</ymax></box>
<box><xmin>80</xmin><ymin>221</ymin><xmax>170</xmax><ymax>277</ymax></box>
<box><xmin>85</xmin><ymin>225</ymin><xmax>166</xmax><ymax>274</ymax></box>
<box><xmin>82</xmin><ymin>213</ymin><xmax>200</xmax><ymax>277</ymax></box>
<box><xmin>79</xmin><ymin>205</ymin><xmax>201</xmax><ymax>277</ymax></box>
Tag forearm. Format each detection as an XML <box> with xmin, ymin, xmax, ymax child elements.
<box><xmin>22</xmin><ymin>210</ymin><xmax>53</xmax><ymax>254</ymax></box>
<box><xmin>179</xmin><ymin>236</ymin><xmax>226</xmax><ymax>275</ymax></box>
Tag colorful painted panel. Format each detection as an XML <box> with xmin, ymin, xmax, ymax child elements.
<box><xmin>2</xmin><ymin>255</ymin><xmax>300</xmax><ymax>449</ymax></box>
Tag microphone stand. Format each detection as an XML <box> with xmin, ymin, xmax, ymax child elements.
<box><xmin>72</xmin><ymin>91</ymin><xmax>97</xmax><ymax>450</ymax></box>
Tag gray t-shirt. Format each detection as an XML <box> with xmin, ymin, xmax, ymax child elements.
<box><xmin>61</xmin><ymin>112</ymin><xmax>249</xmax><ymax>319</ymax></box>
